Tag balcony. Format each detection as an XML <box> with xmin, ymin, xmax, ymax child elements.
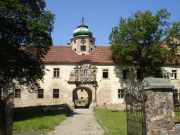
<box><xmin>68</xmin><ymin>74</ymin><xmax>96</xmax><ymax>84</ymax></box>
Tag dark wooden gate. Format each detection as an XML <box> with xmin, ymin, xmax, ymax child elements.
<box><xmin>125</xmin><ymin>91</ymin><xmax>146</xmax><ymax>135</ymax></box>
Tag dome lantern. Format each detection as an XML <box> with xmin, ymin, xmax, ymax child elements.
<box><xmin>73</xmin><ymin>24</ymin><xmax>93</xmax><ymax>38</ymax></box>
<box><xmin>73</xmin><ymin>17</ymin><xmax>93</xmax><ymax>38</ymax></box>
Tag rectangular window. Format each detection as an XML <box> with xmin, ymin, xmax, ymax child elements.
<box><xmin>83</xmin><ymin>69</ymin><xmax>88</xmax><ymax>76</ymax></box>
<box><xmin>172</xmin><ymin>70</ymin><xmax>177</xmax><ymax>79</ymax></box>
<box><xmin>118</xmin><ymin>89</ymin><xmax>124</xmax><ymax>98</ymax></box>
<box><xmin>38</xmin><ymin>89</ymin><xmax>44</xmax><ymax>98</ymax></box>
<box><xmin>14</xmin><ymin>89</ymin><xmax>21</xmax><ymax>98</ymax></box>
<box><xmin>53</xmin><ymin>68</ymin><xmax>60</xmax><ymax>78</ymax></box>
<box><xmin>53</xmin><ymin>89</ymin><xmax>59</xmax><ymax>98</ymax></box>
<box><xmin>123</xmin><ymin>69</ymin><xmax>128</xmax><ymax>79</ymax></box>
<box><xmin>102</xmin><ymin>69</ymin><xmax>109</xmax><ymax>79</ymax></box>
<box><xmin>81</xmin><ymin>46</ymin><xmax>86</xmax><ymax>51</ymax></box>
<box><xmin>137</xmin><ymin>69</ymin><xmax>141</xmax><ymax>80</ymax></box>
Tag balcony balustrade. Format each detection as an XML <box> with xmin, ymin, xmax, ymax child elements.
<box><xmin>68</xmin><ymin>74</ymin><xmax>96</xmax><ymax>84</ymax></box>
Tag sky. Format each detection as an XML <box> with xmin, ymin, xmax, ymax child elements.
<box><xmin>45</xmin><ymin>0</ymin><xmax>180</xmax><ymax>46</ymax></box>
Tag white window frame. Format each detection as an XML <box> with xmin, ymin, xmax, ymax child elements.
<box><xmin>102</xmin><ymin>69</ymin><xmax>109</xmax><ymax>79</ymax></box>
<box><xmin>37</xmin><ymin>89</ymin><xmax>44</xmax><ymax>98</ymax></box>
<box><xmin>118</xmin><ymin>89</ymin><xmax>124</xmax><ymax>99</ymax></box>
<box><xmin>171</xmin><ymin>70</ymin><xmax>177</xmax><ymax>80</ymax></box>
<box><xmin>53</xmin><ymin>89</ymin><xmax>59</xmax><ymax>98</ymax></box>
<box><xmin>14</xmin><ymin>89</ymin><xmax>21</xmax><ymax>98</ymax></box>
<box><xmin>53</xmin><ymin>68</ymin><xmax>60</xmax><ymax>78</ymax></box>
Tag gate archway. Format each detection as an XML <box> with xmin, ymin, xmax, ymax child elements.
<box><xmin>72</xmin><ymin>87</ymin><xmax>92</xmax><ymax>108</ymax></box>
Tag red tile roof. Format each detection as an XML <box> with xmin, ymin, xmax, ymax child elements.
<box><xmin>43</xmin><ymin>46</ymin><xmax>114</xmax><ymax>64</ymax></box>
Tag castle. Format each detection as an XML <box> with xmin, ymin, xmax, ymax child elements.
<box><xmin>14</xmin><ymin>22</ymin><xmax>180</xmax><ymax>109</ymax></box>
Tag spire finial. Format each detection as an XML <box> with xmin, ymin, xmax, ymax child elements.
<box><xmin>82</xmin><ymin>17</ymin><xmax>85</xmax><ymax>25</ymax></box>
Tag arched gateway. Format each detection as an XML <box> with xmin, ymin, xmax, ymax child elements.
<box><xmin>72</xmin><ymin>87</ymin><xmax>92</xmax><ymax>108</ymax></box>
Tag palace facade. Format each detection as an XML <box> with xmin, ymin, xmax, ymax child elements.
<box><xmin>14</xmin><ymin>23</ymin><xmax>180</xmax><ymax>109</ymax></box>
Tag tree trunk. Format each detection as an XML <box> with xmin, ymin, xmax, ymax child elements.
<box><xmin>0</xmin><ymin>83</ymin><xmax>14</xmax><ymax>135</ymax></box>
<box><xmin>0</xmin><ymin>88</ymin><xmax>3</xmax><ymax>135</ymax></box>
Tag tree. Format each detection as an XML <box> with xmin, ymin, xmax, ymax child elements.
<box><xmin>166</xmin><ymin>22</ymin><xmax>180</xmax><ymax>58</ymax></box>
<box><xmin>0</xmin><ymin>0</ymin><xmax>54</xmax><ymax>134</ymax></box>
<box><xmin>110</xmin><ymin>9</ymin><xmax>178</xmax><ymax>79</ymax></box>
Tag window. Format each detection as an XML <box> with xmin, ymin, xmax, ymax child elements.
<box><xmin>118</xmin><ymin>89</ymin><xmax>125</xmax><ymax>98</ymax></box>
<box><xmin>102</xmin><ymin>69</ymin><xmax>109</xmax><ymax>79</ymax></box>
<box><xmin>53</xmin><ymin>89</ymin><xmax>59</xmax><ymax>98</ymax></box>
<box><xmin>123</xmin><ymin>69</ymin><xmax>128</xmax><ymax>79</ymax></box>
<box><xmin>137</xmin><ymin>69</ymin><xmax>141</xmax><ymax>80</ymax></box>
<box><xmin>38</xmin><ymin>89</ymin><xmax>44</xmax><ymax>98</ymax></box>
<box><xmin>81</xmin><ymin>45</ymin><xmax>86</xmax><ymax>51</ymax></box>
<box><xmin>53</xmin><ymin>68</ymin><xmax>60</xmax><ymax>78</ymax></box>
<box><xmin>83</xmin><ymin>69</ymin><xmax>88</xmax><ymax>76</ymax></box>
<box><xmin>14</xmin><ymin>89</ymin><xmax>21</xmax><ymax>98</ymax></box>
<box><xmin>172</xmin><ymin>70</ymin><xmax>177</xmax><ymax>79</ymax></box>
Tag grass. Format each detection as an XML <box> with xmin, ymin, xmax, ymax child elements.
<box><xmin>94</xmin><ymin>108</ymin><xmax>127</xmax><ymax>135</ymax></box>
<box><xmin>13</xmin><ymin>109</ymin><xmax>71</xmax><ymax>133</ymax></box>
<box><xmin>175</xmin><ymin>106</ymin><xmax>180</xmax><ymax>119</ymax></box>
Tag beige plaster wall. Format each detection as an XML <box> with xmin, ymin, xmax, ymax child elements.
<box><xmin>14</xmin><ymin>64</ymin><xmax>180</xmax><ymax>108</ymax></box>
<box><xmin>163</xmin><ymin>66</ymin><xmax>180</xmax><ymax>92</ymax></box>
<box><xmin>14</xmin><ymin>64</ymin><xmax>126</xmax><ymax>108</ymax></box>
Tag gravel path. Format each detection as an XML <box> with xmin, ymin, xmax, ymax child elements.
<box><xmin>48</xmin><ymin>108</ymin><xmax>104</xmax><ymax>135</ymax></box>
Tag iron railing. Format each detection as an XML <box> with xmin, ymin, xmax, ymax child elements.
<box><xmin>173</xmin><ymin>90</ymin><xmax>180</xmax><ymax>121</ymax></box>
<box><xmin>125</xmin><ymin>93</ymin><xmax>146</xmax><ymax>135</ymax></box>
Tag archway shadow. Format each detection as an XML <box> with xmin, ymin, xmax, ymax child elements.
<box><xmin>72</xmin><ymin>86</ymin><xmax>92</xmax><ymax>109</ymax></box>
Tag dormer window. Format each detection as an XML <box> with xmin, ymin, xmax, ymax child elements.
<box><xmin>81</xmin><ymin>45</ymin><xmax>86</xmax><ymax>51</ymax></box>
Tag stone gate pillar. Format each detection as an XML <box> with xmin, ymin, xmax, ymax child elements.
<box><xmin>142</xmin><ymin>78</ymin><xmax>177</xmax><ymax>135</ymax></box>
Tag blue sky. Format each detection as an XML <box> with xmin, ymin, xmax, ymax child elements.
<box><xmin>45</xmin><ymin>0</ymin><xmax>180</xmax><ymax>46</ymax></box>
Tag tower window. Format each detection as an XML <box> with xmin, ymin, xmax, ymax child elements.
<box><xmin>81</xmin><ymin>46</ymin><xmax>86</xmax><ymax>51</ymax></box>
<box><xmin>53</xmin><ymin>68</ymin><xmax>60</xmax><ymax>78</ymax></box>
<box><xmin>38</xmin><ymin>89</ymin><xmax>44</xmax><ymax>98</ymax></box>
<box><xmin>53</xmin><ymin>89</ymin><xmax>59</xmax><ymax>98</ymax></box>
<box><xmin>90</xmin><ymin>40</ymin><xmax>93</xmax><ymax>44</ymax></box>
<box><xmin>102</xmin><ymin>69</ymin><xmax>109</xmax><ymax>79</ymax></box>
<box><xmin>14</xmin><ymin>89</ymin><xmax>21</xmax><ymax>98</ymax></box>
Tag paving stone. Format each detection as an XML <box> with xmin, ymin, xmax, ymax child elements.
<box><xmin>47</xmin><ymin>108</ymin><xmax>104</xmax><ymax>135</ymax></box>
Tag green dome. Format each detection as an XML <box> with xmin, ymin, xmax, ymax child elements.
<box><xmin>73</xmin><ymin>24</ymin><xmax>93</xmax><ymax>37</ymax></box>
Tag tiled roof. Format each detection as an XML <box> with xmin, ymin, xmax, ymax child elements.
<box><xmin>43</xmin><ymin>46</ymin><xmax>114</xmax><ymax>64</ymax></box>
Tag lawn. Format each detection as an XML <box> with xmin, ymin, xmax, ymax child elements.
<box><xmin>175</xmin><ymin>106</ymin><xmax>180</xmax><ymax>119</ymax></box>
<box><xmin>94</xmin><ymin>108</ymin><xmax>127</xmax><ymax>135</ymax></box>
<box><xmin>13</xmin><ymin>109</ymin><xmax>71</xmax><ymax>133</ymax></box>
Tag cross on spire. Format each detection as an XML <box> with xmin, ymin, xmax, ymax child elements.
<box><xmin>82</xmin><ymin>17</ymin><xmax>85</xmax><ymax>25</ymax></box>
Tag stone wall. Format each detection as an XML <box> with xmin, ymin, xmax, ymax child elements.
<box><xmin>142</xmin><ymin>78</ymin><xmax>179</xmax><ymax>135</ymax></box>
<box><xmin>144</xmin><ymin>90</ymin><xmax>176</xmax><ymax>135</ymax></box>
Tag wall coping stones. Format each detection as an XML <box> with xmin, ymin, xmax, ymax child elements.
<box><xmin>142</xmin><ymin>78</ymin><xmax>174</xmax><ymax>90</ymax></box>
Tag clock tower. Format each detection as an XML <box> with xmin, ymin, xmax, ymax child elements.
<box><xmin>70</xmin><ymin>19</ymin><xmax>95</xmax><ymax>55</ymax></box>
